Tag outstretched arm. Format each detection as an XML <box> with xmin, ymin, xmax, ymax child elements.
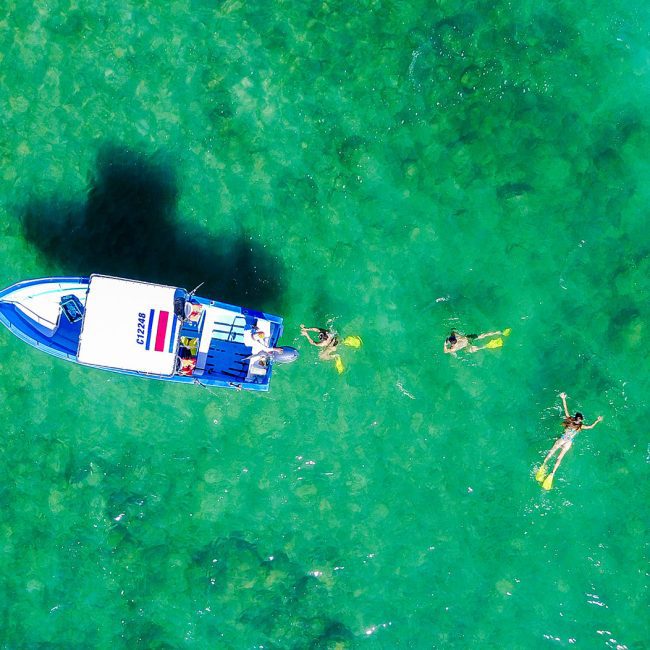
<box><xmin>300</xmin><ymin>332</ymin><xmax>319</xmax><ymax>346</ymax></box>
<box><xmin>582</xmin><ymin>416</ymin><xmax>603</xmax><ymax>430</ymax></box>
<box><xmin>559</xmin><ymin>392</ymin><xmax>570</xmax><ymax>418</ymax></box>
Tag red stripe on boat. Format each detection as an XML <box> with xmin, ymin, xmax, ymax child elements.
<box><xmin>154</xmin><ymin>311</ymin><xmax>169</xmax><ymax>352</ymax></box>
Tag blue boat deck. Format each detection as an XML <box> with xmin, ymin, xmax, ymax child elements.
<box><xmin>179</xmin><ymin>321</ymin><xmax>267</xmax><ymax>385</ymax></box>
<box><xmin>51</xmin><ymin>314</ymin><xmax>83</xmax><ymax>355</ymax></box>
<box><xmin>177</xmin><ymin>306</ymin><xmax>272</xmax><ymax>385</ymax></box>
<box><xmin>0</xmin><ymin>303</ymin><xmax>81</xmax><ymax>358</ymax></box>
<box><xmin>201</xmin><ymin>339</ymin><xmax>253</xmax><ymax>383</ymax></box>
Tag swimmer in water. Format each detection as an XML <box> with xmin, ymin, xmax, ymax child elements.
<box><xmin>299</xmin><ymin>324</ymin><xmax>339</xmax><ymax>360</ymax></box>
<box><xmin>443</xmin><ymin>329</ymin><xmax>506</xmax><ymax>354</ymax></box>
<box><xmin>536</xmin><ymin>392</ymin><xmax>603</xmax><ymax>489</ymax></box>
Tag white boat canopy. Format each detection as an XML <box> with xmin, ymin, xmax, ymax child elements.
<box><xmin>77</xmin><ymin>275</ymin><xmax>181</xmax><ymax>375</ymax></box>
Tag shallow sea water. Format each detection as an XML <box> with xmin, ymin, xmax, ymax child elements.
<box><xmin>0</xmin><ymin>1</ymin><xmax>648</xmax><ymax>648</ymax></box>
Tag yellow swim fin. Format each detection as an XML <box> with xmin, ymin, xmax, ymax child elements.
<box><xmin>542</xmin><ymin>473</ymin><xmax>554</xmax><ymax>490</ymax></box>
<box><xmin>485</xmin><ymin>338</ymin><xmax>503</xmax><ymax>349</ymax></box>
<box><xmin>334</xmin><ymin>356</ymin><xmax>345</xmax><ymax>374</ymax></box>
<box><xmin>502</xmin><ymin>328</ymin><xmax>512</xmax><ymax>337</ymax></box>
<box><xmin>535</xmin><ymin>465</ymin><xmax>547</xmax><ymax>482</ymax></box>
<box><xmin>343</xmin><ymin>335</ymin><xmax>363</xmax><ymax>348</ymax></box>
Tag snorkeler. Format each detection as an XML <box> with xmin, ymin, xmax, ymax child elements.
<box><xmin>300</xmin><ymin>324</ymin><xmax>362</xmax><ymax>374</ymax></box>
<box><xmin>443</xmin><ymin>328</ymin><xmax>510</xmax><ymax>354</ymax></box>
<box><xmin>299</xmin><ymin>324</ymin><xmax>339</xmax><ymax>360</ymax></box>
<box><xmin>536</xmin><ymin>392</ymin><xmax>603</xmax><ymax>490</ymax></box>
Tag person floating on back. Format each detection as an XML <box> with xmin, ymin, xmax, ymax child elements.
<box><xmin>536</xmin><ymin>392</ymin><xmax>603</xmax><ymax>490</ymax></box>
<box><xmin>443</xmin><ymin>328</ymin><xmax>511</xmax><ymax>354</ymax></box>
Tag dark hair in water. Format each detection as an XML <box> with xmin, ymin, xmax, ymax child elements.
<box><xmin>563</xmin><ymin>413</ymin><xmax>584</xmax><ymax>429</ymax></box>
<box><xmin>447</xmin><ymin>331</ymin><xmax>457</xmax><ymax>344</ymax></box>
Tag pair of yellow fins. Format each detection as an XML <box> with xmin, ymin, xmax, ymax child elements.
<box><xmin>535</xmin><ymin>465</ymin><xmax>554</xmax><ymax>490</ymax></box>
<box><xmin>333</xmin><ymin>335</ymin><xmax>363</xmax><ymax>374</ymax></box>
<box><xmin>332</xmin><ymin>327</ymin><xmax>511</xmax><ymax>372</ymax></box>
<box><xmin>483</xmin><ymin>327</ymin><xmax>512</xmax><ymax>349</ymax></box>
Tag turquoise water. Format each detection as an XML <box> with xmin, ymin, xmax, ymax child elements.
<box><xmin>1</xmin><ymin>1</ymin><xmax>648</xmax><ymax>647</ymax></box>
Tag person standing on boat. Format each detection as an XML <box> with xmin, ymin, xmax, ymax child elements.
<box><xmin>536</xmin><ymin>392</ymin><xmax>603</xmax><ymax>490</ymax></box>
<box><xmin>443</xmin><ymin>328</ymin><xmax>510</xmax><ymax>354</ymax></box>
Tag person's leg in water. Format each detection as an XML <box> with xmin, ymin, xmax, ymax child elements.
<box><xmin>537</xmin><ymin>440</ymin><xmax>571</xmax><ymax>488</ymax></box>
<box><xmin>536</xmin><ymin>439</ymin><xmax>564</xmax><ymax>480</ymax></box>
<box><xmin>475</xmin><ymin>331</ymin><xmax>502</xmax><ymax>340</ymax></box>
<box><xmin>319</xmin><ymin>345</ymin><xmax>337</xmax><ymax>360</ymax></box>
<box><xmin>547</xmin><ymin>443</ymin><xmax>571</xmax><ymax>478</ymax></box>
<box><xmin>468</xmin><ymin>330</ymin><xmax>509</xmax><ymax>352</ymax></box>
<box><xmin>318</xmin><ymin>343</ymin><xmax>344</xmax><ymax>373</ymax></box>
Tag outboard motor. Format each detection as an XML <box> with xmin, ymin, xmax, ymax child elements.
<box><xmin>173</xmin><ymin>289</ymin><xmax>188</xmax><ymax>319</ymax></box>
<box><xmin>270</xmin><ymin>346</ymin><xmax>299</xmax><ymax>364</ymax></box>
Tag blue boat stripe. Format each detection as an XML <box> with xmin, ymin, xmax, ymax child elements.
<box><xmin>145</xmin><ymin>309</ymin><xmax>154</xmax><ymax>350</ymax></box>
<box><xmin>168</xmin><ymin>314</ymin><xmax>178</xmax><ymax>352</ymax></box>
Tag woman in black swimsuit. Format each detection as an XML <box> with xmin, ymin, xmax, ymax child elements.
<box><xmin>443</xmin><ymin>329</ymin><xmax>505</xmax><ymax>354</ymax></box>
<box><xmin>299</xmin><ymin>324</ymin><xmax>339</xmax><ymax>360</ymax></box>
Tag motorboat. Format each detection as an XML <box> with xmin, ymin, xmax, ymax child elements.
<box><xmin>0</xmin><ymin>274</ymin><xmax>297</xmax><ymax>391</ymax></box>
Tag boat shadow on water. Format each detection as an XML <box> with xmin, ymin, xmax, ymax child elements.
<box><xmin>19</xmin><ymin>144</ymin><xmax>285</xmax><ymax>309</ymax></box>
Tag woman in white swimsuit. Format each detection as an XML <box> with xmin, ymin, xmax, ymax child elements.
<box><xmin>537</xmin><ymin>392</ymin><xmax>603</xmax><ymax>489</ymax></box>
